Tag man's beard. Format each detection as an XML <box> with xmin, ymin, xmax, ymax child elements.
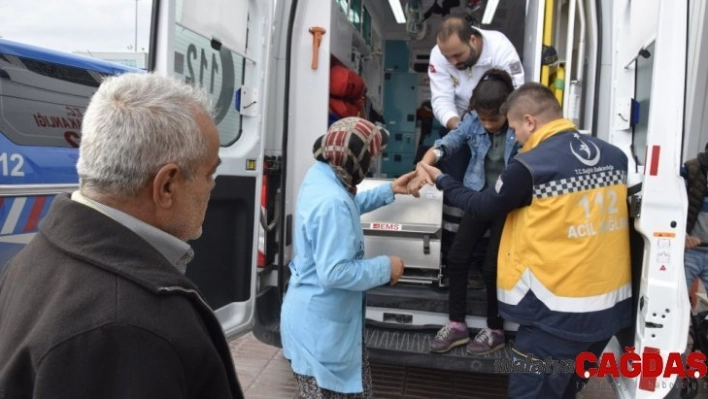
<box><xmin>455</xmin><ymin>45</ymin><xmax>480</xmax><ymax>70</ymax></box>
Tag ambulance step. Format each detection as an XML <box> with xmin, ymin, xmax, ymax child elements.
<box><xmin>364</xmin><ymin>325</ymin><xmax>515</xmax><ymax>373</ymax></box>
<box><xmin>366</xmin><ymin>283</ymin><xmax>488</xmax><ymax>316</ymax></box>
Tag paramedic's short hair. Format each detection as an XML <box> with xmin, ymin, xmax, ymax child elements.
<box><xmin>501</xmin><ymin>82</ymin><xmax>562</xmax><ymax>120</ymax></box>
<box><xmin>77</xmin><ymin>73</ymin><xmax>214</xmax><ymax>197</ymax></box>
<box><xmin>437</xmin><ymin>15</ymin><xmax>481</xmax><ymax>43</ymax></box>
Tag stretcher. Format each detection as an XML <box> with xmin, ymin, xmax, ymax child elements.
<box><xmin>358</xmin><ymin>178</ymin><xmax>444</xmax><ymax>285</ymax></box>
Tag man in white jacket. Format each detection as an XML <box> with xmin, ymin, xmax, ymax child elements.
<box><xmin>429</xmin><ymin>16</ymin><xmax>524</xmax><ymax>131</ymax></box>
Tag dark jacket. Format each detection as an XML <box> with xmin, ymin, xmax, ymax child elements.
<box><xmin>0</xmin><ymin>194</ymin><xmax>244</xmax><ymax>399</ymax></box>
<box><xmin>684</xmin><ymin>156</ymin><xmax>708</xmax><ymax>234</ymax></box>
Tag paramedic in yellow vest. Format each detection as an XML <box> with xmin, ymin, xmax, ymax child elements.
<box><xmin>419</xmin><ymin>83</ymin><xmax>632</xmax><ymax>399</ymax></box>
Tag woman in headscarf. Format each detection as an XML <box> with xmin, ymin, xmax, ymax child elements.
<box><xmin>281</xmin><ymin>117</ymin><xmax>418</xmax><ymax>398</ymax></box>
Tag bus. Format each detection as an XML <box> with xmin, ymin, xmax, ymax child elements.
<box><xmin>0</xmin><ymin>39</ymin><xmax>143</xmax><ymax>269</ymax></box>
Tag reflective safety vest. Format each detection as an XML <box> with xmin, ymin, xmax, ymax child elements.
<box><xmin>497</xmin><ymin>119</ymin><xmax>632</xmax><ymax>342</ymax></box>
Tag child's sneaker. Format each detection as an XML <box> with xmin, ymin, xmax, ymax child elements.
<box><xmin>429</xmin><ymin>323</ymin><xmax>470</xmax><ymax>353</ymax></box>
<box><xmin>466</xmin><ymin>328</ymin><xmax>505</xmax><ymax>355</ymax></box>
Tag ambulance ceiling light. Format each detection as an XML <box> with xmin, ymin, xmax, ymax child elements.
<box><xmin>481</xmin><ymin>0</ymin><xmax>500</xmax><ymax>25</ymax></box>
<box><xmin>388</xmin><ymin>0</ymin><xmax>407</xmax><ymax>24</ymax></box>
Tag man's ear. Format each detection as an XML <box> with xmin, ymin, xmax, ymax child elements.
<box><xmin>523</xmin><ymin>114</ymin><xmax>536</xmax><ymax>133</ymax></box>
<box><xmin>152</xmin><ymin>163</ymin><xmax>181</xmax><ymax>209</ymax></box>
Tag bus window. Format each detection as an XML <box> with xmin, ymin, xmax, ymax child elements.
<box><xmin>0</xmin><ymin>52</ymin><xmax>99</xmax><ymax>149</ymax></box>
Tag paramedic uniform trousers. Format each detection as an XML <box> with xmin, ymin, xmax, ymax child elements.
<box><xmin>509</xmin><ymin>325</ymin><xmax>610</xmax><ymax>399</ymax></box>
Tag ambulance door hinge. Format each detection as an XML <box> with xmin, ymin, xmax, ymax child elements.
<box><xmin>629</xmin><ymin>193</ymin><xmax>642</xmax><ymax>218</ymax></box>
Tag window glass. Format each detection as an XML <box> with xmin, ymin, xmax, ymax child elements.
<box><xmin>173</xmin><ymin>25</ymin><xmax>245</xmax><ymax>146</ymax></box>
<box><xmin>335</xmin><ymin>0</ymin><xmax>349</xmax><ymax>14</ymax></box>
<box><xmin>20</xmin><ymin>57</ymin><xmax>104</xmax><ymax>87</ymax></box>
<box><xmin>363</xmin><ymin>7</ymin><xmax>372</xmax><ymax>46</ymax></box>
<box><xmin>0</xmin><ymin>53</ymin><xmax>99</xmax><ymax>148</ymax></box>
<box><xmin>349</xmin><ymin>0</ymin><xmax>362</xmax><ymax>31</ymax></box>
<box><xmin>633</xmin><ymin>42</ymin><xmax>655</xmax><ymax>165</ymax></box>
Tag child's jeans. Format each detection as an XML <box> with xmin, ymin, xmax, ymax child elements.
<box><xmin>685</xmin><ymin>248</ymin><xmax>708</xmax><ymax>289</ymax></box>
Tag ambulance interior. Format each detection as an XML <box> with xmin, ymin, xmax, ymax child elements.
<box><xmin>332</xmin><ymin>0</ymin><xmax>597</xmax><ymax>287</ymax></box>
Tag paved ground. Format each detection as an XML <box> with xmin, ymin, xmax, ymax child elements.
<box><xmin>227</xmin><ymin>269</ymin><xmax>708</xmax><ymax>397</ymax></box>
<box><xmin>229</xmin><ymin>332</ymin><xmax>635</xmax><ymax>399</ymax></box>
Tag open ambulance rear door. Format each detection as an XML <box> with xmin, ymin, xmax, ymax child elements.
<box><xmin>605</xmin><ymin>0</ymin><xmax>691</xmax><ymax>397</ymax></box>
<box><xmin>148</xmin><ymin>0</ymin><xmax>276</xmax><ymax>339</ymax></box>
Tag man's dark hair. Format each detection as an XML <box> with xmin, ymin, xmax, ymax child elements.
<box><xmin>501</xmin><ymin>82</ymin><xmax>562</xmax><ymax>120</ymax></box>
<box><xmin>436</xmin><ymin>15</ymin><xmax>481</xmax><ymax>43</ymax></box>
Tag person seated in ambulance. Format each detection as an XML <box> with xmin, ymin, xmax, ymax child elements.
<box><xmin>682</xmin><ymin>143</ymin><xmax>708</xmax><ymax>292</ymax></box>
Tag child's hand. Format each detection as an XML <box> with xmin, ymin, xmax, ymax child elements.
<box><xmin>418</xmin><ymin>162</ymin><xmax>443</xmax><ymax>181</ymax></box>
<box><xmin>406</xmin><ymin>174</ymin><xmax>426</xmax><ymax>198</ymax></box>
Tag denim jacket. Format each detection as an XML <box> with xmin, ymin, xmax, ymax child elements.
<box><xmin>434</xmin><ymin>111</ymin><xmax>519</xmax><ymax>191</ymax></box>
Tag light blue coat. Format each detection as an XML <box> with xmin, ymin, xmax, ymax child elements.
<box><xmin>281</xmin><ymin>161</ymin><xmax>394</xmax><ymax>393</ymax></box>
<box><xmin>434</xmin><ymin>111</ymin><xmax>519</xmax><ymax>191</ymax></box>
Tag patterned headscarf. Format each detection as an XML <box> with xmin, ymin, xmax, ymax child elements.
<box><xmin>313</xmin><ymin>117</ymin><xmax>389</xmax><ymax>194</ymax></box>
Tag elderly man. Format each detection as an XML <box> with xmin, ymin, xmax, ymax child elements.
<box><xmin>0</xmin><ymin>73</ymin><xmax>244</xmax><ymax>398</ymax></box>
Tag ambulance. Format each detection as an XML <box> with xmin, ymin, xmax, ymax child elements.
<box><xmin>3</xmin><ymin>0</ymin><xmax>707</xmax><ymax>397</ymax></box>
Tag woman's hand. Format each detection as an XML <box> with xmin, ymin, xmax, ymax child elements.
<box><xmin>391</xmin><ymin>171</ymin><xmax>418</xmax><ymax>195</ymax></box>
<box><xmin>388</xmin><ymin>256</ymin><xmax>405</xmax><ymax>285</ymax></box>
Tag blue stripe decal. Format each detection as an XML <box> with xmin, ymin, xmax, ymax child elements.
<box><xmin>39</xmin><ymin>195</ymin><xmax>55</xmax><ymax>227</ymax></box>
<box><xmin>0</xmin><ymin>195</ymin><xmax>58</xmax><ymax>236</ymax></box>
<box><xmin>0</xmin><ymin>198</ymin><xmax>12</xmax><ymax>236</ymax></box>
<box><xmin>15</xmin><ymin>197</ymin><xmax>32</xmax><ymax>235</ymax></box>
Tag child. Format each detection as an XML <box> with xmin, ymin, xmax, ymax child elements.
<box><xmin>417</xmin><ymin>68</ymin><xmax>520</xmax><ymax>354</ymax></box>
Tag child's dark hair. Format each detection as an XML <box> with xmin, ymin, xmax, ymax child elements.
<box><xmin>467</xmin><ymin>69</ymin><xmax>515</xmax><ymax>114</ymax></box>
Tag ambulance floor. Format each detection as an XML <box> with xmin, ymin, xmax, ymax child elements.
<box><xmin>228</xmin><ymin>332</ymin><xmax>647</xmax><ymax>399</ymax></box>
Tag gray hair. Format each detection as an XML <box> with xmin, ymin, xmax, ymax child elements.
<box><xmin>77</xmin><ymin>73</ymin><xmax>214</xmax><ymax>197</ymax></box>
